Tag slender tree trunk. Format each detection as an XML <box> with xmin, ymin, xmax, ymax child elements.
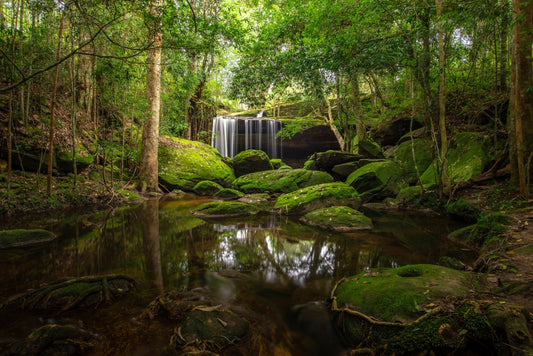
<box><xmin>139</xmin><ymin>0</ymin><xmax>162</xmax><ymax>192</ymax></box>
<box><xmin>325</xmin><ymin>97</ymin><xmax>345</xmax><ymax>150</ymax></box>
<box><xmin>350</xmin><ymin>73</ymin><xmax>365</xmax><ymax>150</ymax></box>
<box><xmin>70</xmin><ymin>23</ymin><xmax>77</xmax><ymax>186</ymax></box>
<box><xmin>498</xmin><ymin>0</ymin><xmax>509</xmax><ymax>92</ymax></box>
<box><xmin>510</xmin><ymin>0</ymin><xmax>533</xmax><ymax>196</ymax></box>
<box><xmin>437</xmin><ymin>0</ymin><xmax>450</xmax><ymax>196</ymax></box>
<box><xmin>47</xmin><ymin>13</ymin><xmax>65</xmax><ymax>196</ymax></box>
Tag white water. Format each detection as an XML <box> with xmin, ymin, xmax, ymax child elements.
<box><xmin>211</xmin><ymin>116</ymin><xmax>282</xmax><ymax>158</ymax></box>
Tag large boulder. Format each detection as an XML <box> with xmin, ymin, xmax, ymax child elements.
<box><xmin>232</xmin><ymin>149</ymin><xmax>274</xmax><ymax>177</ymax></box>
<box><xmin>300</xmin><ymin>206</ymin><xmax>372</xmax><ymax>232</ymax></box>
<box><xmin>274</xmin><ymin>182</ymin><xmax>361</xmax><ymax>215</ymax></box>
<box><xmin>357</xmin><ymin>138</ymin><xmax>384</xmax><ymax>159</ymax></box>
<box><xmin>331</xmin><ymin>264</ymin><xmax>533</xmax><ymax>355</ymax></box>
<box><xmin>421</xmin><ymin>132</ymin><xmax>492</xmax><ymax>185</ymax></box>
<box><xmin>232</xmin><ymin>168</ymin><xmax>334</xmax><ymax>195</ymax></box>
<box><xmin>393</xmin><ymin>138</ymin><xmax>434</xmax><ymax>184</ymax></box>
<box><xmin>158</xmin><ymin>136</ymin><xmax>235</xmax><ymax>191</ymax></box>
<box><xmin>190</xmin><ymin>201</ymin><xmax>259</xmax><ymax>218</ymax></box>
<box><xmin>346</xmin><ymin>160</ymin><xmax>404</xmax><ymax>202</ymax></box>
<box><xmin>303</xmin><ymin>150</ymin><xmax>362</xmax><ymax>173</ymax></box>
<box><xmin>371</xmin><ymin>116</ymin><xmax>424</xmax><ymax>146</ymax></box>
<box><xmin>332</xmin><ymin>159</ymin><xmax>387</xmax><ymax>181</ymax></box>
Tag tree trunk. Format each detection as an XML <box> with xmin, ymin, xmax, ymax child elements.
<box><xmin>350</xmin><ymin>73</ymin><xmax>365</xmax><ymax>152</ymax></box>
<box><xmin>70</xmin><ymin>23</ymin><xmax>77</xmax><ymax>186</ymax></box>
<box><xmin>139</xmin><ymin>0</ymin><xmax>162</xmax><ymax>192</ymax></box>
<box><xmin>47</xmin><ymin>13</ymin><xmax>65</xmax><ymax>196</ymax></box>
<box><xmin>437</xmin><ymin>0</ymin><xmax>450</xmax><ymax>196</ymax></box>
<box><xmin>510</xmin><ymin>0</ymin><xmax>533</xmax><ymax>196</ymax></box>
<box><xmin>325</xmin><ymin>97</ymin><xmax>345</xmax><ymax>150</ymax></box>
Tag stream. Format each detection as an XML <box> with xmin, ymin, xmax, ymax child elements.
<box><xmin>0</xmin><ymin>195</ymin><xmax>476</xmax><ymax>355</ymax></box>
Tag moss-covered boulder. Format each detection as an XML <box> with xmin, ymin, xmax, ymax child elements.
<box><xmin>357</xmin><ymin>138</ymin><xmax>384</xmax><ymax>159</ymax></box>
<box><xmin>448</xmin><ymin>212</ymin><xmax>512</xmax><ymax>248</ymax></box>
<box><xmin>0</xmin><ymin>229</ymin><xmax>56</xmax><ymax>249</ymax></box>
<box><xmin>232</xmin><ymin>149</ymin><xmax>274</xmax><ymax>177</ymax></box>
<box><xmin>56</xmin><ymin>144</ymin><xmax>94</xmax><ymax>174</ymax></box>
<box><xmin>331</xmin><ymin>264</ymin><xmax>533</xmax><ymax>355</ymax></box>
<box><xmin>393</xmin><ymin>138</ymin><xmax>433</xmax><ymax>184</ymax></box>
<box><xmin>421</xmin><ymin>132</ymin><xmax>492</xmax><ymax>185</ymax></box>
<box><xmin>303</xmin><ymin>150</ymin><xmax>361</xmax><ymax>173</ymax></box>
<box><xmin>190</xmin><ymin>201</ymin><xmax>259</xmax><ymax>218</ymax></box>
<box><xmin>274</xmin><ymin>182</ymin><xmax>361</xmax><ymax>215</ymax></box>
<box><xmin>193</xmin><ymin>180</ymin><xmax>223</xmax><ymax>196</ymax></box>
<box><xmin>232</xmin><ymin>168</ymin><xmax>334</xmax><ymax>195</ymax></box>
<box><xmin>270</xmin><ymin>158</ymin><xmax>291</xmax><ymax>170</ymax></box>
<box><xmin>158</xmin><ymin>136</ymin><xmax>235</xmax><ymax>191</ymax></box>
<box><xmin>214</xmin><ymin>188</ymin><xmax>245</xmax><ymax>200</ymax></box>
<box><xmin>332</xmin><ymin>159</ymin><xmax>387</xmax><ymax>181</ymax></box>
<box><xmin>2</xmin><ymin>275</ymin><xmax>136</xmax><ymax>310</ymax></box>
<box><xmin>179</xmin><ymin>309</ymin><xmax>250</xmax><ymax>351</ymax></box>
<box><xmin>446</xmin><ymin>198</ymin><xmax>481</xmax><ymax>223</ymax></box>
<box><xmin>5</xmin><ymin>324</ymin><xmax>97</xmax><ymax>356</ymax></box>
<box><xmin>346</xmin><ymin>160</ymin><xmax>404</xmax><ymax>202</ymax></box>
<box><xmin>300</xmin><ymin>206</ymin><xmax>372</xmax><ymax>232</ymax></box>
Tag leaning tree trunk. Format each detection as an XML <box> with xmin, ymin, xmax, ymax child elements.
<box><xmin>510</xmin><ymin>0</ymin><xmax>533</xmax><ymax>196</ymax></box>
<box><xmin>139</xmin><ymin>0</ymin><xmax>162</xmax><ymax>192</ymax></box>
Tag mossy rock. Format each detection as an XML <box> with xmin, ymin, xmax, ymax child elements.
<box><xmin>303</xmin><ymin>150</ymin><xmax>362</xmax><ymax>173</ymax></box>
<box><xmin>238</xmin><ymin>193</ymin><xmax>272</xmax><ymax>204</ymax></box>
<box><xmin>332</xmin><ymin>159</ymin><xmax>387</xmax><ymax>181</ymax></box>
<box><xmin>446</xmin><ymin>198</ymin><xmax>481</xmax><ymax>223</ymax></box>
<box><xmin>421</xmin><ymin>132</ymin><xmax>492</xmax><ymax>185</ymax></box>
<box><xmin>274</xmin><ymin>182</ymin><xmax>361</xmax><ymax>215</ymax></box>
<box><xmin>56</xmin><ymin>144</ymin><xmax>94</xmax><ymax>174</ymax></box>
<box><xmin>214</xmin><ymin>188</ymin><xmax>244</xmax><ymax>200</ymax></box>
<box><xmin>158</xmin><ymin>136</ymin><xmax>235</xmax><ymax>191</ymax></box>
<box><xmin>179</xmin><ymin>309</ymin><xmax>250</xmax><ymax>352</ymax></box>
<box><xmin>232</xmin><ymin>149</ymin><xmax>273</xmax><ymax>177</ymax></box>
<box><xmin>2</xmin><ymin>275</ymin><xmax>136</xmax><ymax>310</ymax></box>
<box><xmin>393</xmin><ymin>138</ymin><xmax>434</xmax><ymax>184</ymax></box>
<box><xmin>346</xmin><ymin>160</ymin><xmax>405</xmax><ymax>202</ymax></box>
<box><xmin>448</xmin><ymin>212</ymin><xmax>512</xmax><ymax>248</ymax></box>
<box><xmin>190</xmin><ymin>201</ymin><xmax>259</xmax><ymax>218</ymax></box>
<box><xmin>193</xmin><ymin>180</ymin><xmax>224</xmax><ymax>196</ymax></box>
<box><xmin>300</xmin><ymin>206</ymin><xmax>372</xmax><ymax>232</ymax></box>
<box><xmin>270</xmin><ymin>158</ymin><xmax>291</xmax><ymax>170</ymax></box>
<box><xmin>118</xmin><ymin>189</ymin><xmax>145</xmax><ymax>202</ymax></box>
<box><xmin>232</xmin><ymin>168</ymin><xmax>334</xmax><ymax>195</ymax></box>
<box><xmin>357</xmin><ymin>138</ymin><xmax>384</xmax><ymax>159</ymax></box>
<box><xmin>5</xmin><ymin>323</ymin><xmax>97</xmax><ymax>356</ymax></box>
<box><xmin>0</xmin><ymin>229</ymin><xmax>57</xmax><ymax>249</ymax></box>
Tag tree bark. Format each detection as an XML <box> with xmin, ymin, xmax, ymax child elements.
<box><xmin>510</xmin><ymin>0</ymin><xmax>533</xmax><ymax>196</ymax></box>
<box><xmin>47</xmin><ymin>13</ymin><xmax>65</xmax><ymax>196</ymax></box>
<box><xmin>350</xmin><ymin>73</ymin><xmax>366</xmax><ymax>151</ymax></box>
<box><xmin>139</xmin><ymin>0</ymin><xmax>162</xmax><ymax>192</ymax></box>
<box><xmin>437</xmin><ymin>0</ymin><xmax>450</xmax><ymax>196</ymax></box>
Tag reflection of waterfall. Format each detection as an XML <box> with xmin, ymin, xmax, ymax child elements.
<box><xmin>211</xmin><ymin>116</ymin><xmax>282</xmax><ymax>158</ymax></box>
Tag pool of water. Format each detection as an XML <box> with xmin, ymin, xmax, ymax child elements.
<box><xmin>0</xmin><ymin>195</ymin><xmax>475</xmax><ymax>355</ymax></box>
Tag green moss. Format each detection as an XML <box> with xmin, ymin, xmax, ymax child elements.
<box><xmin>56</xmin><ymin>144</ymin><xmax>94</xmax><ymax>173</ymax></box>
<box><xmin>158</xmin><ymin>136</ymin><xmax>235</xmax><ymax>191</ymax></box>
<box><xmin>449</xmin><ymin>212</ymin><xmax>512</xmax><ymax>247</ymax></box>
<box><xmin>334</xmin><ymin>264</ymin><xmax>473</xmax><ymax>322</ymax></box>
<box><xmin>232</xmin><ymin>149</ymin><xmax>273</xmax><ymax>177</ymax></box>
<box><xmin>0</xmin><ymin>229</ymin><xmax>57</xmax><ymax>248</ymax></box>
<box><xmin>357</xmin><ymin>138</ymin><xmax>384</xmax><ymax>158</ymax></box>
<box><xmin>118</xmin><ymin>189</ymin><xmax>144</xmax><ymax>202</ymax></box>
<box><xmin>193</xmin><ymin>180</ymin><xmax>223</xmax><ymax>196</ymax></box>
<box><xmin>270</xmin><ymin>158</ymin><xmax>291</xmax><ymax>169</ymax></box>
<box><xmin>214</xmin><ymin>188</ymin><xmax>244</xmax><ymax>200</ymax></box>
<box><xmin>393</xmin><ymin>138</ymin><xmax>433</xmax><ymax>184</ymax></box>
<box><xmin>274</xmin><ymin>182</ymin><xmax>361</xmax><ymax>215</ymax></box>
<box><xmin>446</xmin><ymin>198</ymin><xmax>481</xmax><ymax>222</ymax></box>
<box><xmin>191</xmin><ymin>201</ymin><xmax>259</xmax><ymax>218</ymax></box>
<box><xmin>300</xmin><ymin>206</ymin><xmax>372</xmax><ymax>232</ymax></box>
<box><xmin>277</xmin><ymin>117</ymin><xmax>326</xmax><ymax>139</ymax></box>
<box><xmin>346</xmin><ymin>160</ymin><xmax>404</xmax><ymax>202</ymax></box>
<box><xmin>232</xmin><ymin>168</ymin><xmax>334</xmax><ymax>195</ymax></box>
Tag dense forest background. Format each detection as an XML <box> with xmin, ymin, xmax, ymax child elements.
<box><xmin>0</xmin><ymin>0</ymin><xmax>532</xmax><ymax>199</ymax></box>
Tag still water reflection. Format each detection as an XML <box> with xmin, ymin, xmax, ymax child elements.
<box><xmin>0</xmin><ymin>195</ymin><xmax>474</xmax><ymax>354</ymax></box>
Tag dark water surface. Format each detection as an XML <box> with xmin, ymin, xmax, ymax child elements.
<box><xmin>0</xmin><ymin>195</ymin><xmax>475</xmax><ymax>355</ymax></box>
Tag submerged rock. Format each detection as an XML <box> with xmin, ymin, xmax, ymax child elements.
<box><xmin>4</xmin><ymin>323</ymin><xmax>97</xmax><ymax>356</ymax></box>
<box><xmin>190</xmin><ymin>201</ymin><xmax>259</xmax><ymax>218</ymax></box>
<box><xmin>346</xmin><ymin>160</ymin><xmax>404</xmax><ymax>202</ymax></box>
<box><xmin>232</xmin><ymin>168</ymin><xmax>334</xmax><ymax>195</ymax></box>
<box><xmin>1</xmin><ymin>275</ymin><xmax>135</xmax><ymax>310</ymax></box>
<box><xmin>300</xmin><ymin>206</ymin><xmax>373</xmax><ymax>232</ymax></box>
<box><xmin>0</xmin><ymin>229</ymin><xmax>57</xmax><ymax>249</ymax></box>
<box><xmin>274</xmin><ymin>182</ymin><xmax>361</xmax><ymax>215</ymax></box>
<box><xmin>158</xmin><ymin>136</ymin><xmax>235</xmax><ymax>191</ymax></box>
<box><xmin>232</xmin><ymin>149</ymin><xmax>274</xmax><ymax>177</ymax></box>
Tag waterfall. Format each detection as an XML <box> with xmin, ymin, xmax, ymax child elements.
<box><xmin>211</xmin><ymin>116</ymin><xmax>282</xmax><ymax>159</ymax></box>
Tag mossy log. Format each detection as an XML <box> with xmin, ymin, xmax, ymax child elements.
<box><xmin>1</xmin><ymin>275</ymin><xmax>135</xmax><ymax>311</ymax></box>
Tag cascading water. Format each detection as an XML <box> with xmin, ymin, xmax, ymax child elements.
<box><xmin>211</xmin><ymin>114</ymin><xmax>282</xmax><ymax>159</ymax></box>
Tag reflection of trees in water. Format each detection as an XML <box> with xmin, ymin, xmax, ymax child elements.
<box><xmin>140</xmin><ymin>199</ymin><xmax>164</xmax><ymax>294</ymax></box>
